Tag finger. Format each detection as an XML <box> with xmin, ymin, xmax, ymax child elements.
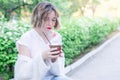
<box><xmin>48</xmin><ymin>51</ymin><xmax>60</xmax><ymax>58</ymax></box>
<box><xmin>49</xmin><ymin>54</ymin><xmax>59</xmax><ymax>58</ymax></box>
<box><xmin>59</xmin><ymin>52</ymin><xmax>63</xmax><ymax>57</ymax></box>
<box><xmin>47</xmin><ymin>51</ymin><xmax>57</xmax><ymax>56</ymax></box>
<box><xmin>51</xmin><ymin>50</ymin><xmax>61</xmax><ymax>55</ymax></box>
<box><xmin>60</xmin><ymin>50</ymin><xmax>63</xmax><ymax>53</ymax></box>
<box><xmin>50</xmin><ymin>47</ymin><xmax>58</xmax><ymax>52</ymax></box>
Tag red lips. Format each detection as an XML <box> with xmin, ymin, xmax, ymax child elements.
<box><xmin>47</xmin><ymin>27</ymin><xmax>52</xmax><ymax>30</ymax></box>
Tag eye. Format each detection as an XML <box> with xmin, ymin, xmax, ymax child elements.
<box><xmin>52</xmin><ymin>18</ymin><xmax>56</xmax><ymax>22</ymax></box>
<box><xmin>52</xmin><ymin>19</ymin><xmax>56</xmax><ymax>22</ymax></box>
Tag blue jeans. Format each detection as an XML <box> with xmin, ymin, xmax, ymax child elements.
<box><xmin>52</xmin><ymin>76</ymin><xmax>71</xmax><ymax>80</ymax></box>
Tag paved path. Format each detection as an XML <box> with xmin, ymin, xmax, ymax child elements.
<box><xmin>67</xmin><ymin>32</ymin><xmax>120</xmax><ymax>80</ymax></box>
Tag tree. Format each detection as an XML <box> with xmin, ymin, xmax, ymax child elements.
<box><xmin>69</xmin><ymin>0</ymin><xmax>89</xmax><ymax>16</ymax></box>
<box><xmin>0</xmin><ymin>0</ymin><xmax>101</xmax><ymax>20</ymax></box>
<box><xmin>0</xmin><ymin>0</ymin><xmax>28</xmax><ymax>20</ymax></box>
<box><xmin>69</xmin><ymin>0</ymin><xmax>101</xmax><ymax>16</ymax></box>
<box><xmin>88</xmin><ymin>0</ymin><xmax>101</xmax><ymax>16</ymax></box>
<box><xmin>0</xmin><ymin>0</ymin><xmax>44</xmax><ymax>20</ymax></box>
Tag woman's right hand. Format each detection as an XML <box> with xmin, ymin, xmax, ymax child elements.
<box><xmin>42</xmin><ymin>47</ymin><xmax>61</xmax><ymax>60</ymax></box>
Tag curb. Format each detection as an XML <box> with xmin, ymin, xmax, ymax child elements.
<box><xmin>65</xmin><ymin>31</ymin><xmax>120</xmax><ymax>74</ymax></box>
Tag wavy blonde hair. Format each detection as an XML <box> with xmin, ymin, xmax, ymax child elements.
<box><xmin>31</xmin><ymin>1</ymin><xmax>61</xmax><ymax>30</ymax></box>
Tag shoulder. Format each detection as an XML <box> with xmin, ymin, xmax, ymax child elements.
<box><xmin>54</xmin><ymin>32</ymin><xmax>62</xmax><ymax>38</ymax></box>
<box><xmin>52</xmin><ymin>31</ymin><xmax>62</xmax><ymax>44</ymax></box>
<box><xmin>20</xmin><ymin>29</ymin><xmax>34</xmax><ymax>41</ymax></box>
<box><xmin>16</xmin><ymin>30</ymin><xmax>34</xmax><ymax>57</ymax></box>
<box><xmin>16</xmin><ymin>29</ymin><xmax>34</xmax><ymax>49</ymax></box>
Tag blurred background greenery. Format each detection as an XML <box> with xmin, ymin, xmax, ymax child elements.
<box><xmin>0</xmin><ymin>0</ymin><xmax>120</xmax><ymax>20</ymax></box>
<box><xmin>0</xmin><ymin>0</ymin><xmax>120</xmax><ymax>80</ymax></box>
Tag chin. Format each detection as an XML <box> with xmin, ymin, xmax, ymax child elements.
<box><xmin>44</xmin><ymin>30</ymin><xmax>52</xmax><ymax>34</ymax></box>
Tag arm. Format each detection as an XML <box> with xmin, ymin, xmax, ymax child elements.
<box><xmin>14</xmin><ymin>44</ymin><xmax>33</xmax><ymax>80</ymax></box>
<box><xmin>49</xmin><ymin>33</ymin><xmax>65</xmax><ymax>76</ymax></box>
<box><xmin>14</xmin><ymin>32</ymin><xmax>63</xmax><ymax>79</ymax></box>
<box><xmin>14</xmin><ymin>44</ymin><xmax>50</xmax><ymax>80</ymax></box>
<box><xmin>49</xmin><ymin>53</ymin><xmax>65</xmax><ymax>76</ymax></box>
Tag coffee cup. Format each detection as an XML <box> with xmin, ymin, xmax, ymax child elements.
<box><xmin>49</xmin><ymin>44</ymin><xmax>62</xmax><ymax>55</ymax></box>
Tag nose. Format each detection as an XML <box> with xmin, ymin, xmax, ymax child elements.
<box><xmin>48</xmin><ymin>20</ymin><xmax>53</xmax><ymax>26</ymax></box>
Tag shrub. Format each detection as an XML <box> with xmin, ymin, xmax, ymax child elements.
<box><xmin>0</xmin><ymin>17</ymin><xmax>120</xmax><ymax>79</ymax></box>
<box><xmin>60</xmin><ymin>17</ymin><xmax>120</xmax><ymax>65</ymax></box>
<box><xmin>0</xmin><ymin>20</ymin><xmax>30</xmax><ymax>80</ymax></box>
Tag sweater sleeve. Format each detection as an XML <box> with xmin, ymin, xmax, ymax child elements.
<box><xmin>16</xmin><ymin>32</ymin><xmax>31</xmax><ymax>51</ymax></box>
<box><xmin>50</xmin><ymin>55</ymin><xmax>65</xmax><ymax>76</ymax></box>
<box><xmin>14</xmin><ymin>55</ymin><xmax>33</xmax><ymax>80</ymax></box>
<box><xmin>14</xmin><ymin>32</ymin><xmax>50</xmax><ymax>80</ymax></box>
<box><xmin>49</xmin><ymin>33</ymin><xmax>65</xmax><ymax>76</ymax></box>
<box><xmin>14</xmin><ymin>54</ymin><xmax>50</xmax><ymax>80</ymax></box>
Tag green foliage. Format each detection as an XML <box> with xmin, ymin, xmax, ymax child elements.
<box><xmin>0</xmin><ymin>0</ymin><xmax>101</xmax><ymax>20</ymax></box>
<box><xmin>0</xmin><ymin>20</ymin><xmax>31</xmax><ymax>80</ymax></box>
<box><xmin>89</xmin><ymin>17</ymin><xmax>119</xmax><ymax>45</ymax></box>
<box><xmin>0</xmin><ymin>17</ymin><xmax>120</xmax><ymax>79</ymax></box>
<box><xmin>0</xmin><ymin>0</ymin><xmax>44</xmax><ymax>20</ymax></box>
<box><xmin>59</xmin><ymin>17</ymin><xmax>120</xmax><ymax>65</ymax></box>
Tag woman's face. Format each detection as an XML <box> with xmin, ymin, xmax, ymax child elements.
<box><xmin>41</xmin><ymin>11</ymin><xmax>57</xmax><ymax>33</ymax></box>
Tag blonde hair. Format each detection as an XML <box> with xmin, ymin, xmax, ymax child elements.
<box><xmin>31</xmin><ymin>1</ymin><xmax>61</xmax><ymax>30</ymax></box>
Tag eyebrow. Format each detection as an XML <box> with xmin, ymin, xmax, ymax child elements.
<box><xmin>47</xmin><ymin>16</ymin><xmax>57</xmax><ymax>19</ymax></box>
<box><xmin>52</xmin><ymin>17</ymin><xmax>57</xmax><ymax>19</ymax></box>
<box><xmin>43</xmin><ymin>17</ymin><xmax>56</xmax><ymax>21</ymax></box>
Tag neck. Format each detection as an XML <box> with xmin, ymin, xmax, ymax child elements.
<box><xmin>34</xmin><ymin>27</ymin><xmax>54</xmax><ymax>40</ymax></box>
<box><xmin>34</xmin><ymin>28</ymin><xmax>43</xmax><ymax>36</ymax></box>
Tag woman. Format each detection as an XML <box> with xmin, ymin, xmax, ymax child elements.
<box><xmin>14</xmin><ymin>1</ymin><xmax>71</xmax><ymax>80</ymax></box>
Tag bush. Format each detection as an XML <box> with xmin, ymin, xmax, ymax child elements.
<box><xmin>0</xmin><ymin>17</ymin><xmax>120</xmax><ymax>79</ymax></box>
<box><xmin>0</xmin><ymin>20</ymin><xmax>30</xmax><ymax>80</ymax></box>
<box><xmin>60</xmin><ymin>17</ymin><xmax>120</xmax><ymax>65</ymax></box>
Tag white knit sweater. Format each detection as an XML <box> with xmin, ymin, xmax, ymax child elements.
<box><xmin>14</xmin><ymin>29</ymin><xmax>65</xmax><ymax>80</ymax></box>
